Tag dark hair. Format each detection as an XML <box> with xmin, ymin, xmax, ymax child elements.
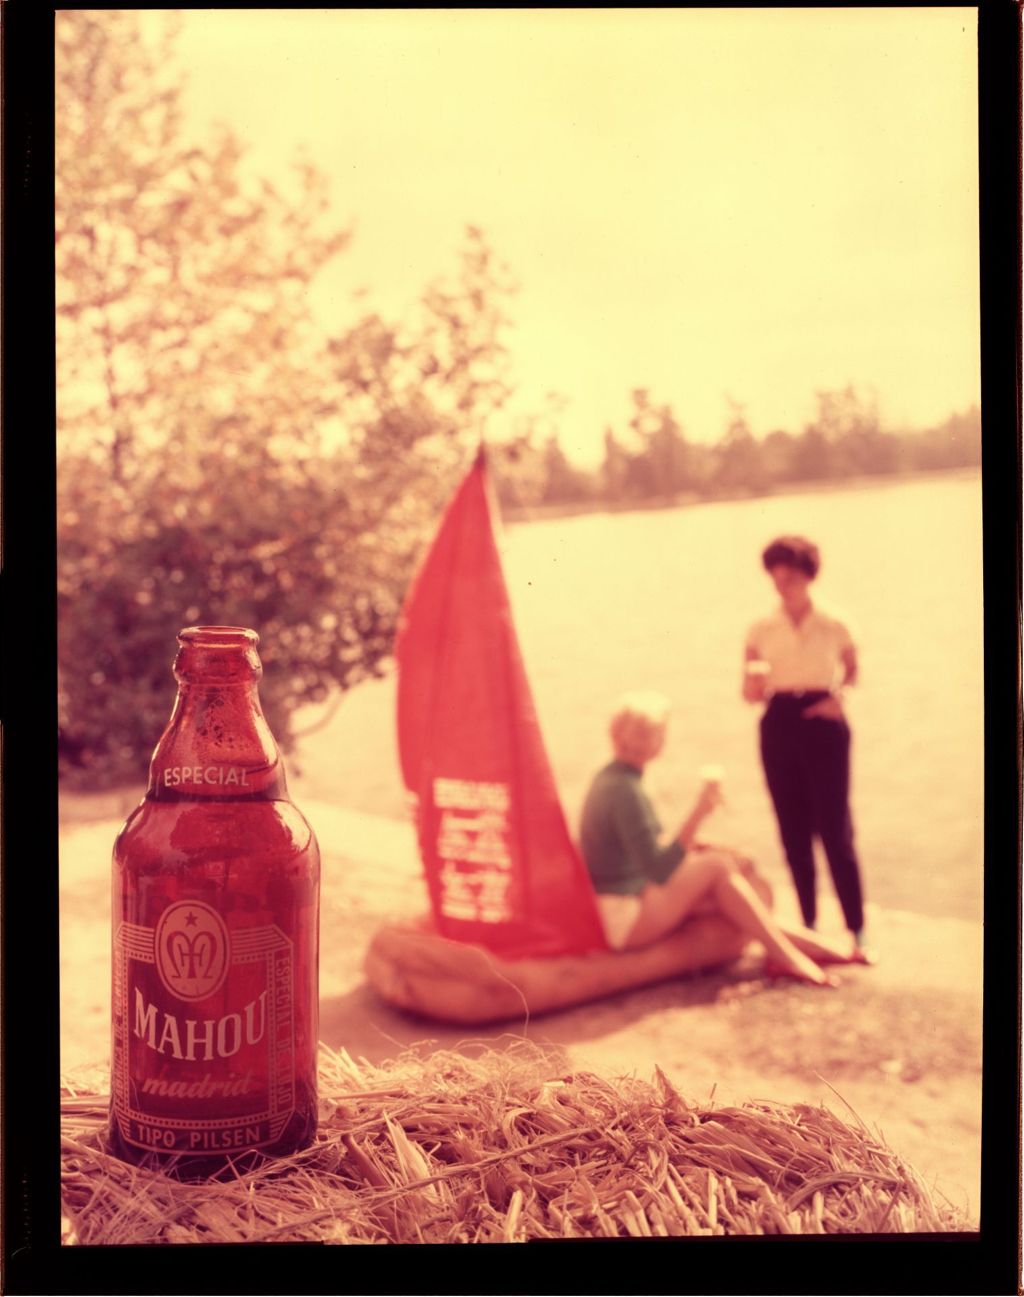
<box><xmin>761</xmin><ymin>535</ymin><xmax>820</xmax><ymax>579</ymax></box>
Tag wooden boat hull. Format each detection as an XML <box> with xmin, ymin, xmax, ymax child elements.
<box><xmin>364</xmin><ymin>915</ymin><xmax>747</xmax><ymax>1025</ymax></box>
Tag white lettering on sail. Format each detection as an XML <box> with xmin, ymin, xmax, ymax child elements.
<box><xmin>433</xmin><ymin>778</ymin><xmax>509</xmax><ymax>811</ymax></box>
<box><xmin>432</xmin><ymin>779</ymin><xmax>515</xmax><ymax>923</ymax></box>
<box><xmin>437</xmin><ymin>810</ymin><xmax>512</xmax><ymax>868</ymax></box>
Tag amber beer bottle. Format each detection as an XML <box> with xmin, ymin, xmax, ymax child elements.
<box><xmin>109</xmin><ymin>626</ymin><xmax>320</xmax><ymax>1175</ymax></box>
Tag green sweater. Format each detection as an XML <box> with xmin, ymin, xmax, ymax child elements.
<box><xmin>579</xmin><ymin>759</ymin><xmax>685</xmax><ymax>895</ymax></box>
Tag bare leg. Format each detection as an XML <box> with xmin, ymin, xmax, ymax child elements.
<box><xmin>689</xmin><ymin>849</ymin><xmax>771</xmax><ymax>912</ymax></box>
<box><xmin>704</xmin><ymin>871</ymin><xmax>833</xmax><ymax>983</ymax></box>
<box><xmin>718</xmin><ymin>852</ymin><xmax>853</xmax><ymax>965</ymax></box>
<box><xmin>623</xmin><ymin>851</ymin><xmax>832</xmax><ymax>985</ymax></box>
<box><xmin>780</xmin><ymin>924</ymin><xmax>860</xmax><ymax>964</ymax></box>
<box><xmin>741</xmin><ymin>861</ymin><xmax>772</xmax><ymax>908</ymax></box>
<box><xmin>625</xmin><ymin>851</ymin><xmax>739</xmax><ymax>940</ymax></box>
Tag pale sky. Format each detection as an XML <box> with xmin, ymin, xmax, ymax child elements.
<box><xmin>149</xmin><ymin>8</ymin><xmax>980</xmax><ymax>465</ymax></box>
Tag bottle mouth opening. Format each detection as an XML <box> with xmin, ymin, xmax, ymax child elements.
<box><xmin>178</xmin><ymin>626</ymin><xmax>260</xmax><ymax>649</ymax></box>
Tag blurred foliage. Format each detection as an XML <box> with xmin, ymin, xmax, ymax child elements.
<box><xmin>489</xmin><ymin>392</ymin><xmax>596</xmax><ymax>510</ymax></box>
<box><xmin>57</xmin><ymin>11</ymin><xmax>513</xmax><ymax>785</ymax></box>
<box><xmin>712</xmin><ymin>400</ymin><xmax>766</xmax><ymax>494</ymax></box>
<box><xmin>498</xmin><ymin>386</ymin><xmax>981</xmax><ymax>516</ymax></box>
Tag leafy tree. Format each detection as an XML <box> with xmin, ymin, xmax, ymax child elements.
<box><xmin>488</xmin><ymin>431</ymin><xmax>548</xmax><ymax>510</ymax></box>
<box><xmin>56</xmin><ymin>12</ymin><xmax>348</xmax><ymax>476</ymax></box>
<box><xmin>539</xmin><ymin>436</ymin><xmax>594</xmax><ymax>504</ymax></box>
<box><xmin>907</xmin><ymin>405</ymin><xmax>982</xmax><ymax>471</ymax></box>
<box><xmin>790</xmin><ymin>427</ymin><xmax>835</xmax><ymax>481</ymax></box>
<box><xmin>600</xmin><ymin>426</ymin><xmax>631</xmax><ymax>502</ymax></box>
<box><xmin>57</xmin><ymin>11</ymin><xmax>513</xmax><ymax>784</ymax></box>
<box><xmin>486</xmin><ymin>392</ymin><xmax>595</xmax><ymax>509</ymax></box>
<box><xmin>712</xmin><ymin>400</ymin><xmax>766</xmax><ymax>493</ymax></box>
<box><xmin>682</xmin><ymin>441</ymin><xmax>717</xmax><ymax>494</ymax></box>
<box><xmin>761</xmin><ymin>429</ymin><xmax>799</xmax><ymax>484</ymax></box>
<box><xmin>624</xmin><ymin>389</ymin><xmax>691</xmax><ymax>498</ymax></box>
<box><xmin>811</xmin><ymin>386</ymin><xmax>900</xmax><ymax>477</ymax></box>
<box><xmin>944</xmin><ymin>405</ymin><xmax>982</xmax><ymax>465</ymax></box>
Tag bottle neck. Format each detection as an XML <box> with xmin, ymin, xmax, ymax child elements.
<box><xmin>148</xmin><ymin>680</ymin><xmax>288</xmax><ymax>802</ymax></box>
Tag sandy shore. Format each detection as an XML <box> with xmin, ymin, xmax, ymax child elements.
<box><xmin>60</xmin><ymin>793</ymin><xmax>982</xmax><ymax>1226</ymax></box>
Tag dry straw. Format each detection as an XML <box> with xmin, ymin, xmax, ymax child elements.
<box><xmin>62</xmin><ymin>1040</ymin><xmax>967</xmax><ymax>1244</ymax></box>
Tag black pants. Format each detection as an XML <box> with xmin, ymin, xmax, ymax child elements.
<box><xmin>759</xmin><ymin>692</ymin><xmax>864</xmax><ymax>934</ymax></box>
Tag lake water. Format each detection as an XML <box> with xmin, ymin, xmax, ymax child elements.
<box><xmin>292</xmin><ymin>470</ymin><xmax>984</xmax><ymax>924</ymax></box>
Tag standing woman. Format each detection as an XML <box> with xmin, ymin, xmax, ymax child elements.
<box><xmin>743</xmin><ymin>536</ymin><xmax>873</xmax><ymax>962</ymax></box>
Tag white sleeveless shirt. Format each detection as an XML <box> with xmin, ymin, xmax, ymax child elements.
<box><xmin>745</xmin><ymin>604</ymin><xmax>855</xmax><ymax>693</ymax></box>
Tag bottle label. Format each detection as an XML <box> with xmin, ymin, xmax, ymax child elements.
<box><xmin>112</xmin><ymin>901</ymin><xmax>295</xmax><ymax>1155</ymax></box>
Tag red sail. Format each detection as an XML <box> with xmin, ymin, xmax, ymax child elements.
<box><xmin>396</xmin><ymin>449</ymin><xmax>608</xmax><ymax>957</ymax></box>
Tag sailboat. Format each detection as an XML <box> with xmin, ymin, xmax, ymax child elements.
<box><xmin>364</xmin><ymin>449</ymin><xmax>746</xmax><ymax>1024</ymax></box>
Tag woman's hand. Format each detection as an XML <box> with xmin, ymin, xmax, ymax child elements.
<box><xmin>677</xmin><ymin>782</ymin><xmax>725</xmax><ymax>848</ymax></box>
<box><xmin>803</xmin><ymin>695</ymin><xmax>844</xmax><ymax>721</ymax></box>
<box><xmin>742</xmin><ymin>657</ymin><xmax>770</xmax><ymax>703</ymax></box>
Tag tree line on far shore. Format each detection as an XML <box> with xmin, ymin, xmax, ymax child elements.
<box><xmin>490</xmin><ymin>387</ymin><xmax>981</xmax><ymax>515</ymax></box>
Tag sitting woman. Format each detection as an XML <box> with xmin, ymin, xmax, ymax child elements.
<box><xmin>579</xmin><ymin>691</ymin><xmax>853</xmax><ymax>987</ymax></box>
